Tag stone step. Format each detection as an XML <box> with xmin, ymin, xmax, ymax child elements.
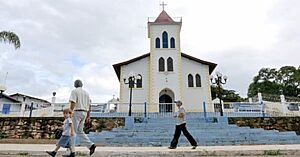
<box><xmin>90</xmin><ymin>133</ymin><xmax>300</xmax><ymax>139</ymax></box>
<box><xmin>95</xmin><ymin>130</ymin><xmax>283</xmax><ymax>137</ymax></box>
<box><xmin>90</xmin><ymin>136</ymin><xmax>300</xmax><ymax>146</ymax></box>
<box><xmin>88</xmin><ymin>116</ymin><xmax>300</xmax><ymax>146</ymax></box>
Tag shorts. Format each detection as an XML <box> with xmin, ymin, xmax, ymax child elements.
<box><xmin>57</xmin><ymin>135</ymin><xmax>71</xmax><ymax>148</ymax></box>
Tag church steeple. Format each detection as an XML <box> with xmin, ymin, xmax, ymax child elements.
<box><xmin>154</xmin><ymin>10</ymin><xmax>175</xmax><ymax>23</ymax></box>
<box><xmin>148</xmin><ymin>9</ymin><xmax>182</xmax><ymax>50</ymax></box>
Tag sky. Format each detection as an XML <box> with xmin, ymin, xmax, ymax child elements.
<box><xmin>0</xmin><ymin>0</ymin><xmax>299</xmax><ymax>102</ymax></box>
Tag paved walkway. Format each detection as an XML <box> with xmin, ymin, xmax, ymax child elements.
<box><xmin>1</xmin><ymin>144</ymin><xmax>300</xmax><ymax>156</ymax></box>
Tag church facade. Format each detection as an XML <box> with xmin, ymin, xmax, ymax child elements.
<box><xmin>113</xmin><ymin>10</ymin><xmax>217</xmax><ymax>113</ymax></box>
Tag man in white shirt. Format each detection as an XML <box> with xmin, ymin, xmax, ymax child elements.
<box><xmin>69</xmin><ymin>80</ymin><xmax>96</xmax><ymax>156</ymax></box>
<box><xmin>169</xmin><ymin>100</ymin><xmax>197</xmax><ymax>149</ymax></box>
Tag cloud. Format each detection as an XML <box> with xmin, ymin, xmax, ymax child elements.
<box><xmin>0</xmin><ymin>0</ymin><xmax>299</xmax><ymax>101</ymax></box>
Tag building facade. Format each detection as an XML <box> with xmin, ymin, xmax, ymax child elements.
<box><xmin>113</xmin><ymin>10</ymin><xmax>217</xmax><ymax>113</ymax></box>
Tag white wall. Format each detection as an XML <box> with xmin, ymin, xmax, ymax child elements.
<box><xmin>148</xmin><ymin>23</ymin><xmax>182</xmax><ymax>112</ymax></box>
<box><xmin>181</xmin><ymin>57</ymin><xmax>213</xmax><ymax>112</ymax></box>
<box><xmin>10</xmin><ymin>95</ymin><xmax>50</xmax><ymax>109</ymax></box>
<box><xmin>0</xmin><ymin>98</ymin><xmax>22</xmax><ymax>115</ymax></box>
<box><xmin>149</xmin><ymin>24</ymin><xmax>181</xmax><ymax>51</ymax></box>
<box><xmin>119</xmin><ymin>57</ymin><xmax>149</xmax><ymax>112</ymax></box>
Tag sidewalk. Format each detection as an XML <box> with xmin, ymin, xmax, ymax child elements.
<box><xmin>1</xmin><ymin>144</ymin><xmax>300</xmax><ymax>156</ymax></box>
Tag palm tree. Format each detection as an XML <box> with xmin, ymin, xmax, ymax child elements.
<box><xmin>0</xmin><ymin>31</ymin><xmax>21</xmax><ymax>49</ymax></box>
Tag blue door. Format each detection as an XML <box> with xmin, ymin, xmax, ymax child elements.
<box><xmin>2</xmin><ymin>104</ymin><xmax>11</xmax><ymax>114</ymax></box>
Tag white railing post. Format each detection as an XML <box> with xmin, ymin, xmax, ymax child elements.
<box><xmin>20</xmin><ymin>102</ymin><xmax>26</xmax><ymax>117</ymax></box>
<box><xmin>280</xmin><ymin>94</ymin><xmax>287</xmax><ymax>114</ymax></box>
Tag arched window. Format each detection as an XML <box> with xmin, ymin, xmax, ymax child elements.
<box><xmin>188</xmin><ymin>74</ymin><xmax>194</xmax><ymax>87</ymax></box>
<box><xmin>136</xmin><ymin>74</ymin><xmax>142</xmax><ymax>88</ymax></box>
<box><xmin>155</xmin><ymin>38</ymin><xmax>160</xmax><ymax>48</ymax></box>
<box><xmin>196</xmin><ymin>74</ymin><xmax>201</xmax><ymax>87</ymax></box>
<box><xmin>170</xmin><ymin>37</ymin><xmax>175</xmax><ymax>48</ymax></box>
<box><xmin>167</xmin><ymin>57</ymin><xmax>173</xmax><ymax>72</ymax></box>
<box><xmin>162</xmin><ymin>31</ymin><xmax>168</xmax><ymax>48</ymax></box>
<box><xmin>159</xmin><ymin>57</ymin><xmax>165</xmax><ymax>72</ymax></box>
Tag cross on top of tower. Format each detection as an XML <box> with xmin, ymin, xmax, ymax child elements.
<box><xmin>160</xmin><ymin>1</ymin><xmax>167</xmax><ymax>10</ymax></box>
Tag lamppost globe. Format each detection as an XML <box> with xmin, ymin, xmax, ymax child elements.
<box><xmin>223</xmin><ymin>75</ymin><xmax>228</xmax><ymax>82</ymax></box>
<box><xmin>210</xmin><ymin>75</ymin><xmax>214</xmax><ymax>81</ymax></box>
<box><xmin>136</xmin><ymin>75</ymin><xmax>142</xmax><ymax>80</ymax></box>
<box><xmin>216</xmin><ymin>71</ymin><xmax>222</xmax><ymax>77</ymax></box>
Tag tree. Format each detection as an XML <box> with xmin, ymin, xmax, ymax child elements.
<box><xmin>0</xmin><ymin>31</ymin><xmax>21</xmax><ymax>49</ymax></box>
<box><xmin>211</xmin><ymin>85</ymin><xmax>242</xmax><ymax>102</ymax></box>
<box><xmin>248</xmin><ymin>66</ymin><xmax>300</xmax><ymax>98</ymax></box>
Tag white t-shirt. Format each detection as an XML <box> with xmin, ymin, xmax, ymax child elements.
<box><xmin>69</xmin><ymin>87</ymin><xmax>90</xmax><ymax>111</ymax></box>
<box><xmin>62</xmin><ymin>117</ymin><xmax>72</xmax><ymax>136</ymax></box>
<box><xmin>176</xmin><ymin>107</ymin><xmax>186</xmax><ymax>125</ymax></box>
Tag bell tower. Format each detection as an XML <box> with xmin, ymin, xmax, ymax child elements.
<box><xmin>147</xmin><ymin>7</ymin><xmax>183</xmax><ymax>112</ymax></box>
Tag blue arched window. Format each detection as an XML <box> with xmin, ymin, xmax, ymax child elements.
<box><xmin>196</xmin><ymin>74</ymin><xmax>201</xmax><ymax>87</ymax></box>
<box><xmin>155</xmin><ymin>38</ymin><xmax>160</xmax><ymax>48</ymax></box>
<box><xmin>170</xmin><ymin>37</ymin><xmax>175</xmax><ymax>48</ymax></box>
<box><xmin>162</xmin><ymin>31</ymin><xmax>168</xmax><ymax>48</ymax></box>
<box><xmin>159</xmin><ymin>57</ymin><xmax>165</xmax><ymax>72</ymax></box>
<box><xmin>188</xmin><ymin>74</ymin><xmax>194</xmax><ymax>87</ymax></box>
<box><xmin>167</xmin><ymin>57</ymin><xmax>173</xmax><ymax>72</ymax></box>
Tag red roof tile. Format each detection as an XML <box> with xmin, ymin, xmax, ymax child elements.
<box><xmin>154</xmin><ymin>10</ymin><xmax>175</xmax><ymax>23</ymax></box>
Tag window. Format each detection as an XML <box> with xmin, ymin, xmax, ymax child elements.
<box><xmin>167</xmin><ymin>57</ymin><xmax>173</xmax><ymax>72</ymax></box>
<box><xmin>196</xmin><ymin>74</ymin><xmax>201</xmax><ymax>87</ymax></box>
<box><xmin>155</xmin><ymin>38</ymin><xmax>160</xmax><ymax>48</ymax></box>
<box><xmin>170</xmin><ymin>37</ymin><xmax>175</xmax><ymax>48</ymax></box>
<box><xmin>188</xmin><ymin>74</ymin><xmax>194</xmax><ymax>87</ymax></box>
<box><xmin>159</xmin><ymin>57</ymin><xmax>165</xmax><ymax>72</ymax></box>
<box><xmin>136</xmin><ymin>74</ymin><xmax>142</xmax><ymax>88</ymax></box>
<box><xmin>162</xmin><ymin>31</ymin><xmax>168</xmax><ymax>48</ymax></box>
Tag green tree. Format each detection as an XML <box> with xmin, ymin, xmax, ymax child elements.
<box><xmin>248</xmin><ymin>66</ymin><xmax>300</xmax><ymax>98</ymax></box>
<box><xmin>211</xmin><ymin>85</ymin><xmax>242</xmax><ymax>102</ymax></box>
<box><xmin>0</xmin><ymin>31</ymin><xmax>21</xmax><ymax>49</ymax></box>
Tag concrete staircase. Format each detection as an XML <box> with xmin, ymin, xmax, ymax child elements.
<box><xmin>88</xmin><ymin>116</ymin><xmax>300</xmax><ymax>146</ymax></box>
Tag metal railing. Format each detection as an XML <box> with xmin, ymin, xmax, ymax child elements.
<box><xmin>1</xmin><ymin>101</ymin><xmax>300</xmax><ymax>118</ymax></box>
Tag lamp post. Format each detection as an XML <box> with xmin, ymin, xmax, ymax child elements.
<box><xmin>123</xmin><ymin>73</ymin><xmax>142</xmax><ymax>116</ymax></box>
<box><xmin>210</xmin><ymin>72</ymin><xmax>227</xmax><ymax>116</ymax></box>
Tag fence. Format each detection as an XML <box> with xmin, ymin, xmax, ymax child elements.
<box><xmin>1</xmin><ymin>101</ymin><xmax>300</xmax><ymax>118</ymax></box>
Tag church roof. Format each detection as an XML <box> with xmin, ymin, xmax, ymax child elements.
<box><xmin>154</xmin><ymin>10</ymin><xmax>175</xmax><ymax>23</ymax></box>
<box><xmin>113</xmin><ymin>53</ymin><xmax>217</xmax><ymax>81</ymax></box>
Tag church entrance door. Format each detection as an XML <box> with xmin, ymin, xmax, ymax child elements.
<box><xmin>159</xmin><ymin>94</ymin><xmax>173</xmax><ymax>112</ymax></box>
<box><xmin>159</xmin><ymin>88</ymin><xmax>175</xmax><ymax>112</ymax></box>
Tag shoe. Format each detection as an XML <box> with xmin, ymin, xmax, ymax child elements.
<box><xmin>89</xmin><ymin>144</ymin><xmax>96</xmax><ymax>156</ymax></box>
<box><xmin>192</xmin><ymin>145</ymin><xmax>197</xmax><ymax>149</ymax></box>
<box><xmin>168</xmin><ymin>146</ymin><xmax>176</xmax><ymax>149</ymax></box>
<box><xmin>46</xmin><ymin>151</ymin><xmax>57</xmax><ymax>157</ymax></box>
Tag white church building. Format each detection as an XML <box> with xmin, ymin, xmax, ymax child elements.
<box><xmin>113</xmin><ymin>10</ymin><xmax>217</xmax><ymax>113</ymax></box>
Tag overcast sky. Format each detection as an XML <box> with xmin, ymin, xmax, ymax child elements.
<box><xmin>0</xmin><ymin>0</ymin><xmax>299</xmax><ymax>102</ymax></box>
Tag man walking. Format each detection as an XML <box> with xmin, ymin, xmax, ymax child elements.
<box><xmin>69</xmin><ymin>80</ymin><xmax>96</xmax><ymax>156</ymax></box>
<box><xmin>169</xmin><ymin>100</ymin><xmax>197</xmax><ymax>149</ymax></box>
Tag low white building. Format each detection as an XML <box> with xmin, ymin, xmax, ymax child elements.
<box><xmin>0</xmin><ymin>93</ymin><xmax>22</xmax><ymax>115</ymax></box>
<box><xmin>10</xmin><ymin>93</ymin><xmax>51</xmax><ymax>111</ymax></box>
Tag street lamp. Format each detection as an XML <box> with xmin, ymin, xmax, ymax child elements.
<box><xmin>123</xmin><ymin>72</ymin><xmax>142</xmax><ymax>116</ymax></box>
<box><xmin>210</xmin><ymin>72</ymin><xmax>227</xmax><ymax>116</ymax></box>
